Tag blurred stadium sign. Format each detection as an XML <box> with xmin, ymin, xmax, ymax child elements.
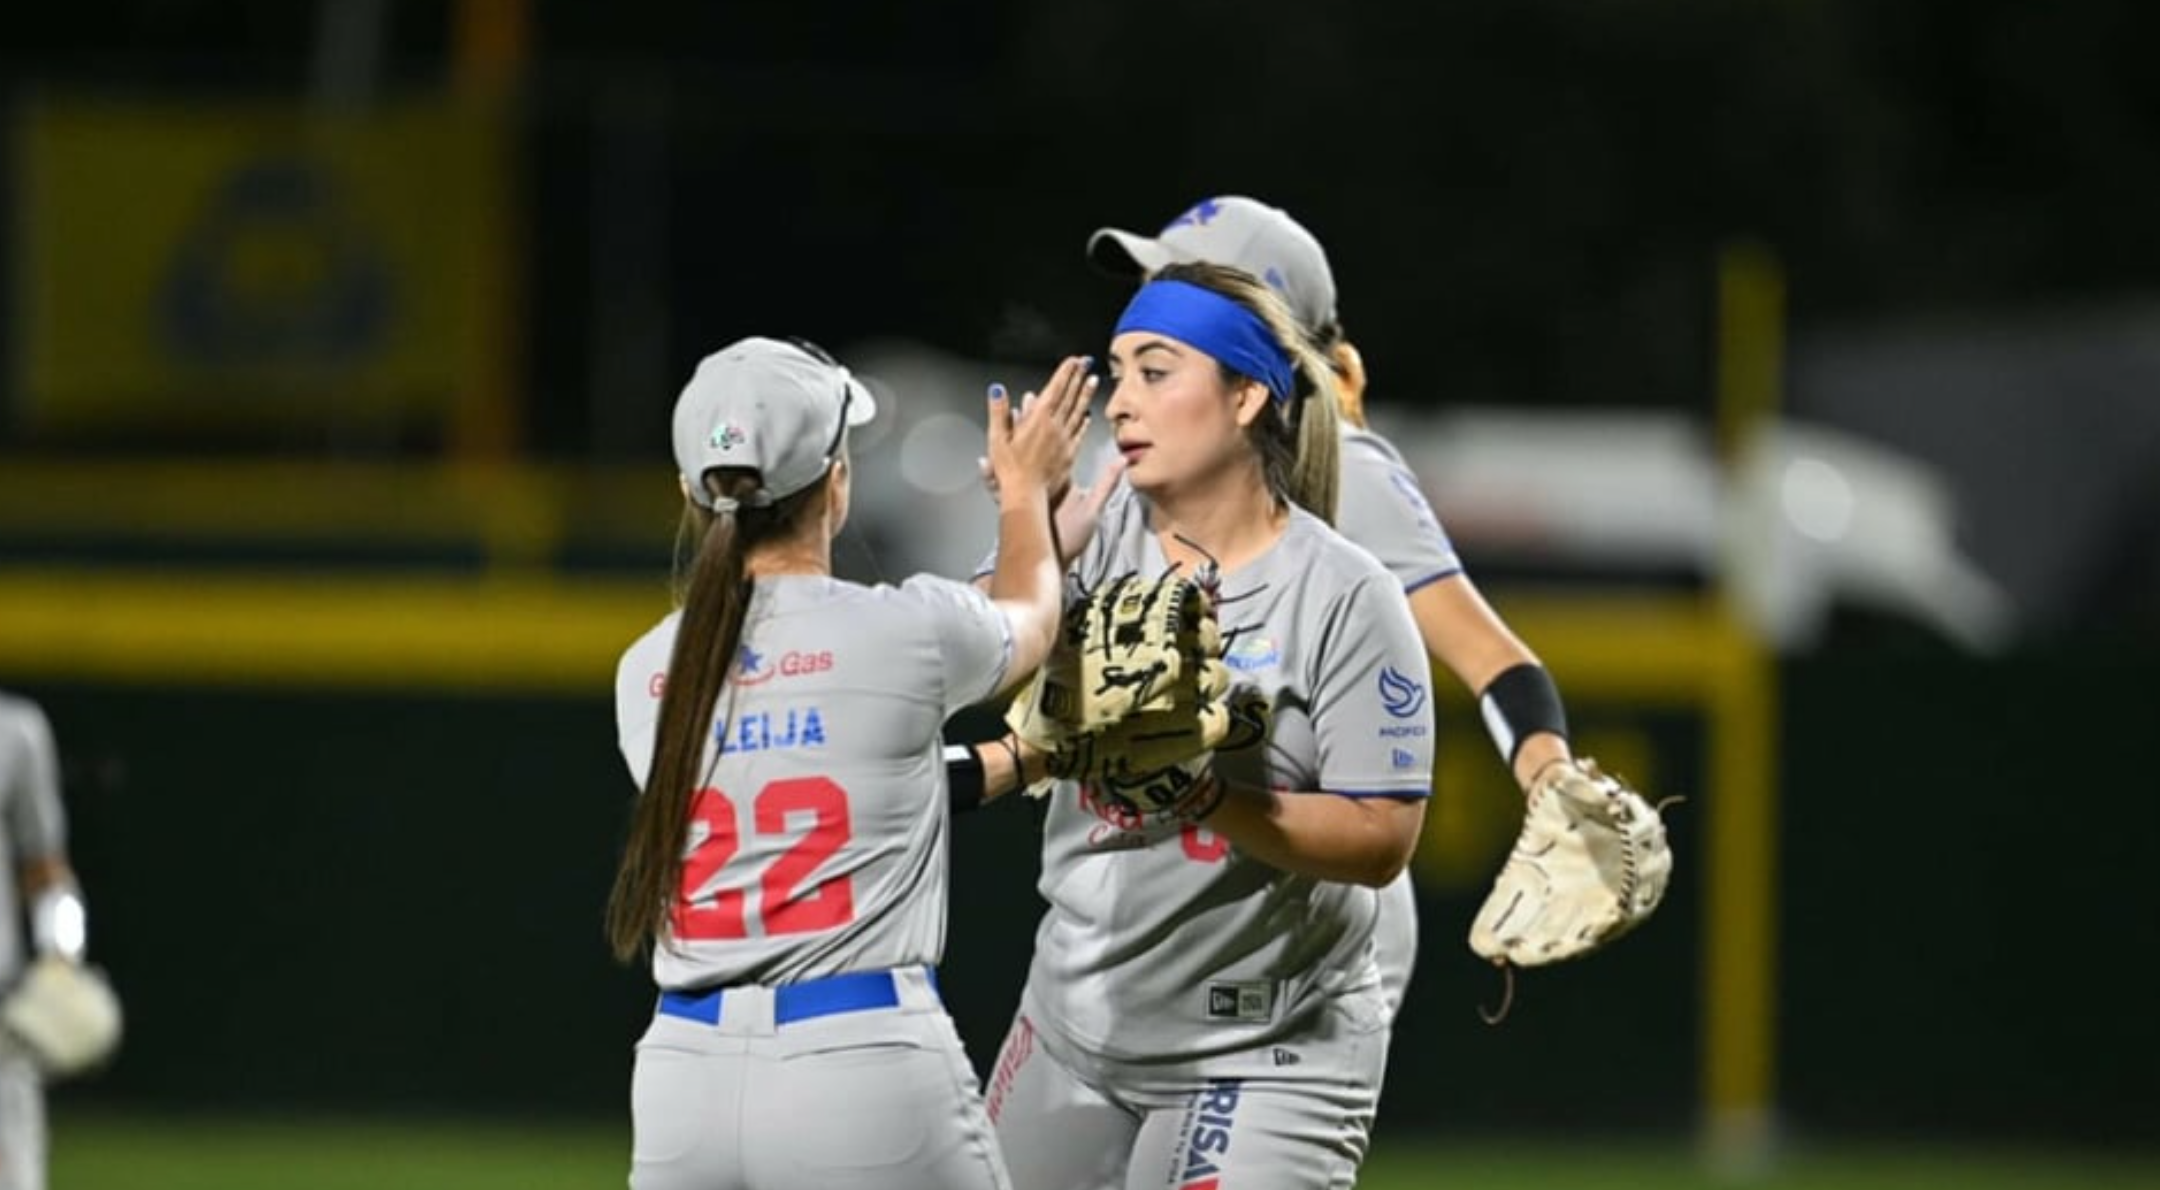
<box><xmin>12</xmin><ymin>97</ymin><xmax>511</xmax><ymax>443</ymax></box>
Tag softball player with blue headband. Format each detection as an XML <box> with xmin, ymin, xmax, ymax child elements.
<box><xmin>968</xmin><ymin>262</ymin><xmax>1435</xmax><ymax>1190</ymax></box>
<box><xmin>608</xmin><ymin>336</ymin><xmax>1093</xmax><ymax>1189</ymax></box>
<box><xmin>1080</xmin><ymin>194</ymin><xmax>1670</xmax><ymax>1114</ymax></box>
<box><xmin>1111</xmin><ymin>278</ymin><xmax>1299</xmax><ymax>405</ymax></box>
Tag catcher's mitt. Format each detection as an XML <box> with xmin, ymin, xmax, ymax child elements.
<box><xmin>1469</xmin><ymin>757</ymin><xmax>1673</xmax><ymax>968</ymax></box>
<box><xmin>2</xmin><ymin>956</ymin><xmax>123</xmax><ymax>1079</ymax></box>
<box><xmin>1006</xmin><ymin>570</ymin><xmax>1268</xmax><ymax>797</ymax></box>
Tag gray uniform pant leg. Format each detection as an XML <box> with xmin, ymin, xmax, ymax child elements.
<box><xmin>1128</xmin><ymin>1071</ymin><xmax>1376</xmax><ymax>1190</ymax></box>
<box><xmin>0</xmin><ymin>1057</ymin><xmax>44</xmax><ymax>1190</ymax></box>
<box><xmin>993</xmin><ymin>997</ymin><xmax>1390</xmax><ymax>1190</ymax></box>
<box><xmin>631</xmin><ymin>995</ymin><xmax>1009</xmax><ymax>1190</ymax></box>
<box><xmin>987</xmin><ymin>1011</ymin><xmax>1140</xmax><ymax>1190</ymax></box>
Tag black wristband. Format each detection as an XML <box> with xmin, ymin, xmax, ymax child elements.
<box><xmin>945</xmin><ymin>744</ymin><xmax>985</xmax><ymax>813</ymax></box>
<box><xmin>990</xmin><ymin>735</ymin><xmax>1024</xmax><ymax>793</ymax></box>
<box><xmin>1478</xmin><ymin>662</ymin><xmax>1569</xmax><ymax>767</ymax></box>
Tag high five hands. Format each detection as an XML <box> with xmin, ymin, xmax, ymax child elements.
<box><xmin>981</xmin><ymin>358</ymin><xmax>1124</xmax><ymax>563</ymax></box>
<box><xmin>984</xmin><ymin>356</ymin><xmax>1096</xmax><ymax>510</ymax></box>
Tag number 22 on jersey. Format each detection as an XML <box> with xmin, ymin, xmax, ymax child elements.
<box><xmin>673</xmin><ymin>777</ymin><xmax>856</xmax><ymax>940</ymax></box>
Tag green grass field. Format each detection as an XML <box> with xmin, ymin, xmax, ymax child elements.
<box><xmin>48</xmin><ymin>1113</ymin><xmax>2160</xmax><ymax>1189</ymax></box>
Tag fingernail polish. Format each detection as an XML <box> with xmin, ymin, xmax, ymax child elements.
<box><xmin>989</xmin><ymin>383</ymin><xmax>1007</xmax><ymax>400</ymax></box>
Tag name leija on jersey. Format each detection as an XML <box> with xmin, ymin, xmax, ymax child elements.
<box><xmin>712</xmin><ymin>706</ymin><xmax>827</xmax><ymax>753</ymax></box>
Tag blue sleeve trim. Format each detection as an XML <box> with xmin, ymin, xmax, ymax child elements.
<box><xmin>1401</xmin><ymin>567</ymin><xmax>1464</xmax><ymax>595</ymax></box>
<box><xmin>1326</xmin><ymin>787</ymin><xmax>1432</xmax><ymax>800</ymax></box>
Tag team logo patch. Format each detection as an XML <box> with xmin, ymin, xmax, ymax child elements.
<box><xmin>1205</xmin><ymin>982</ymin><xmax>1273</xmax><ymax>1022</ymax></box>
<box><xmin>709</xmin><ymin>423</ymin><xmax>747</xmax><ymax>450</ymax></box>
<box><xmin>1392</xmin><ymin>746</ymin><xmax>1419</xmax><ymax>771</ymax></box>
<box><xmin>1225</xmin><ymin>634</ymin><xmax>1281</xmax><ymax>673</ymax></box>
<box><xmin>734</xmin><ymin>646</ymin><xmax>833</xmax><ymax>687</ymax></box>
<box><xmin>1378</xmin><ymin>665</ymin><xmax>1426</xmax><ymax>718</ymax></box>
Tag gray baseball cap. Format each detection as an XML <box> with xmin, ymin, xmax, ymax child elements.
<box><xmin>671</xmin><ymin>336</ymin><xmax>877</xmax><ymax>511</ymax></box>
<box><xmin>1087</xmin><ymin>195</ymin><xmax>1338</xmax><ymax>331</ymax></box>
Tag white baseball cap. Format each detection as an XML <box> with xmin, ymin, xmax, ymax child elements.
<box><xmin>671</xmin><ymin>336</ymin><xmax>878</xmax><ymax>511</ymax></box>
<box><xmin>1087</xmin><ymin>195</ymin><xmax>1339</xmax><ymax>331</ymax></box>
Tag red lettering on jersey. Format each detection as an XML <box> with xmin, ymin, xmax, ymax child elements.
<box><xmin>672</xmin><ymin>778</ymin><xmax>857</xmax><ymax>941</ymax></box>
<box><xmin>778</xmin><ymin>649</ymin><xmax>834</xmax><ymax>677</ymax></box>
<box><xmin>1078</xmin><ymin>784</ymin><xmax>1142</xmax><ymax>832</ymax></box>
<box><xmin>673</xmin><ymin>787</ymin><xmax>747</xmax><ymax>939</ymax></box>
<box><xmin>986</xmin><ymin>1013</ymin><xmax>1036</xmax><ymax>1123</ymax></box>
<box><xmin>1180</xmin><ymin>822</ymin><xmax>1229</xmax><ymax>863</ymax></box>
<box><xmin>648</xmin><ymin>671</ymin><xmax>668</xmax><ymax>698</ymax></box>
<box><xmin>755</xmin><ymin>776</ymin><xmax>855</xmax><ymax>935</ymax></box>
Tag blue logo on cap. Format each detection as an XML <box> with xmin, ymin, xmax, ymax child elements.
<box><xmin>1378</xmin><ymin>666</ymin><xmax>1426</xmax><ymax>719</ymax></box>
<box><xmin>1163</xmin><ymin>197</ymin><xmax>1223</xmax><ymax>231</ymax></box>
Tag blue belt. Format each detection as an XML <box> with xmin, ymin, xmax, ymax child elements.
<box><xmin>658</xmin><ymin>968</ymin><xmax>938</xmax><ymax>1026</ymax></box>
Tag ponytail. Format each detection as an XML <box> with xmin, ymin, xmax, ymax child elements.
<box><xmin>606</xmin><ymin>470</ymin><xmax>822</xmax><ymax>961</ymax></box>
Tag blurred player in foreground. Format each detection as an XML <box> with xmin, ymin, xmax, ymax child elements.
<box><xmin>607</xmin><ymin>338</ymin><xmax>1092</xmax><ymax>1189</ymax></box>
<box><xmin>0</xmin><ymin>693</ymin><xmax>122</xmax><ymax>1190</ymax></box>
<box><xmin>976</xmin><ymin>261</ymin><xmax>1435</xmax><ymax>1189</ymax></box>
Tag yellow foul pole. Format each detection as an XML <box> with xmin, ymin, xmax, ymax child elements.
<box><xmin>1705</xmin><ymin>241</ymin><xmax>1785</xmax><ymax>1174</ymax></box>
<box><xmin>448</xmin><ymin>0</ymin><xmax>529</xmax><ymax>463</ymax></box>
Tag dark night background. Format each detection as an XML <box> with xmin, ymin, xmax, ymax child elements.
<box><xmin>1</xmin><ymin>1</ymin><xmax>2155</xmax><ymax>1180</ymax></box>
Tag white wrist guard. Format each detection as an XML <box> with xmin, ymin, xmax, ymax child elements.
<box><xmin>31</xmin><ymin>884</ymin><xmax>87</xmax><ymax>963</ymax></box>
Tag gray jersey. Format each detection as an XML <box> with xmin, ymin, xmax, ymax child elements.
<box><xmin>1336</xmin><ymin>421</ymin><xmax>1462</xmax><ymax>1019</ymax></box>
<box><xmin>614</xmin><ymin>574</ymin><xmax>1012</xmax><ymax>992</ymax></box>
<box><xmin>1336</xmin><ymin>422</ymin><xmax>1461</xmax><ymax>593</ymax></box>
<box><xmin>0</xmin><ymin>696</ymin><xmax>67</xmax><ymax>987</ymax></box>
<box><xmin>1024</xmin><ymin>484</ymin><xmax>1434</xmax><ymax>1064</ymax></box>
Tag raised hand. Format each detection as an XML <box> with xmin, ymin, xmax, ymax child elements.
<box><xmin>985</xmin><ymin>356</ymin><xmax>1094</xmax><ymax>510</ymax></box>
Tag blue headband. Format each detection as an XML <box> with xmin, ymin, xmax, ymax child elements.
<box><xmin>1113</xmin><ymin>279</ymin><xmax>1296</xmax><ymax>404</ymax></box>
